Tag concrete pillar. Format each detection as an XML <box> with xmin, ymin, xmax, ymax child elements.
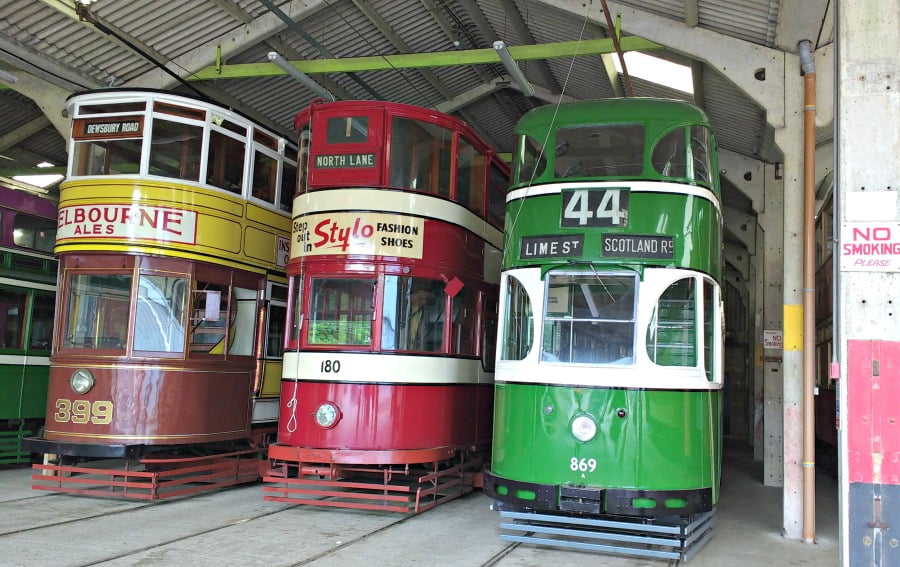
<box><xmin>836</xmin><ymin>1</ymin><xmax>900</xmax><ymax>565</ymax></box>
<box><xmin>757</xmin><ymin>163</ymin><xmax>785</xmax><ymax>488</ymax></box>
<box><xmin>773</xmin><ymin>55</ymin><xmax>805</xmax><ymax>538</ymax></box>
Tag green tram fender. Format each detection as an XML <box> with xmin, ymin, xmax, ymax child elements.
<box><xmin>485</xmin><ymin>382</ymin><xmax>722</xmax><ymax>517</ymax></box>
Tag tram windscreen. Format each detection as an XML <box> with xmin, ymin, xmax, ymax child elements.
<box><xmin>381</xmin><ymin>276</ymin><xmax>446</xmax><ymax>352</ymax></box>
<box><xmin>541</xmin><ymin>273</ymin><xmax>636</xmax><ymax>364</ymax></box>
<box><xmin>63</xmin><ymin>273</ymin><xmax>131</xmax><ymax>351</ymax></box>
<box><xmin>133</xmin><ymin>274</ymin><xmax>187</xmax><ymax>353</ymax></box>
<box><xmin>308</xmin><ymin>278</ymin><xmax>374</xmax><ymax>346</ymax></box>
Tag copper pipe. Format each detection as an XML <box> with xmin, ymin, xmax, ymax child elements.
<box><xmin>799</xmin><ymin>39</ymin><xmax>816</xmax><ymax>544</ymax></box>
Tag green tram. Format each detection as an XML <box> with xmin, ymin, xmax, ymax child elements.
<box><xmin>0</xmin><ymin>184</ymin><xmax>57</xmax><ymax>463</ymax></box>
<box><xmin>483</xmin><ymin>98</ymin><xmax>724</xmax><ymax>559</ymax></box>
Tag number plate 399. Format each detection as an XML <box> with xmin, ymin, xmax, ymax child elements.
<box><xmin>53</xmin><ymin>398</ymin><xmax>113</xmax><ymax>425</ymax></box>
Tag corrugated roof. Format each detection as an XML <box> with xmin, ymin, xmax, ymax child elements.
<box><xmin>0</xmin><ymin>0</ymin><xmax>829</xmax><ymax>184</ymax></box>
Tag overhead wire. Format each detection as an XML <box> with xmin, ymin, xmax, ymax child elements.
<box><xmin>505</xmin><ymin>0</ymin><xmax>592</xmax><ymax>240</ymax></box>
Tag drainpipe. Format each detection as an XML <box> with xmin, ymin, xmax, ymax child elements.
<box><xmin>798</xmin><ymin>38</ymin><xmax>816</xmax><ymax>544</ymax></box>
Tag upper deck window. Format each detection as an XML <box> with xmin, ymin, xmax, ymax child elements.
<box><xmin>207</xmin><ymin>128</ymin><xmax>246</xmax><ymax>194</ymax></box>
<box><xmin>295</xmin><ymin>125</ymin><xmax>310</xmax><ymax>197</ymax></box>
<box><xmin>149</xmin><ymin>118</ymin><xmax>203</xmax><ymax>182</ymax></box>
<box><xmin>327</xmin><ymin>116</ymin><xmax>369</xmax><ymax>144</ymax></box>
<box><xmin>650</xmin><ymin>125</ymin><xmax>713</xmax><ymax>185</ymax></box>
<box><xmin>487</xmin><ymin>164</ymin><xmax>507</xmax><ymax>225</ymax></box>
<box><xmin>71</xmin><ymin>116</ymin><xmax>143</xmax><ymax>176</ymax></box>
<box><xmin>252</xmin><ymin>146</ymin><xmax>278</xmax><ymax>205</ymax></box>
<box><xmin>389</xmin><ymin>117</ymin><xmax>451</xmax><ymax>196</ymax></box>
<box><xmin>280</xmin><ymin>160</ymin><xmax>298</xmax><ymax>211</ymax></box>
<box><xmin>651</xmin><ymin>128</ymin><xmax>687</xmax><ymax>178</ymax></box>
<box><xmin>515</xmin><ymin>134</ymin><xmax>547</xmax><ymax>184</ymax></box>
<box><xmin>690</xmin><ymin>126</ymin><xmax>712</xmax><ymax>184</ymax></box>
<box><xmin>554</xmin><ymin>124</ymin><xmax>644</xmax><ymax>178</ymax></box>
<box><xmin>456</xmin><ymin>138</ymin><xmax>486</xmax><ymax>215</ymax></box>
<box><xmin>78</xmin><ymin>101</ymin><xmax>147</xmax><ymax>115</ymax></box>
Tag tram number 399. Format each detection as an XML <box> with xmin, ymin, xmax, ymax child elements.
<box><xmin>320</xmin><ymin>359</ymin><xmax>341</xmax><ymax>373</ymax></box>
<box><xmin>54</xmin><ymin>399</ymin><xmax>113</xmax><ymax>424</ymax></box>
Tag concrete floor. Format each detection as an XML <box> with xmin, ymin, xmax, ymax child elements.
<box><xmin>0</xmin><ymin>440</ymin><xmax>838</xmax><ymax>566</ymax></box>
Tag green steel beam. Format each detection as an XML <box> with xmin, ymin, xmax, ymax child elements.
<box><xmin>191</xmin><ymin>36</ymin><xmax>661</xmax><ymax>80</ymax></box>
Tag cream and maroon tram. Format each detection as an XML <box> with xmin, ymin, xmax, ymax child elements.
<box><xmin>263</xmin><ymin>100</ymin><xmax>508</xmax><ymax>512</ymax></box>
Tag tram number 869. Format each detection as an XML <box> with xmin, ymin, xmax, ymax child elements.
<box><xmin>570</xmin><ymin>457</ymin><xmax>598</xmax><ymax>472</ymax></box>
<box><xmin>53</xmin><ymin>398</ymin><xmax>113</xmax><ymax>425</ymax></box>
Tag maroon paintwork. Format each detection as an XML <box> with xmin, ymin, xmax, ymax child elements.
<box><xmin>276</xmin><ymin>381</ymin><xmax>493</xmax><ymax>459</ymax></box>
<box><xmin>44</xmin><ymin>361</ymin><xmax>254</xmax><ymax>445</ymax></box>
<box><xmin>44</xmin><ymin>253</ymin><xmax>263</xmax><ymax>448</ymax></box>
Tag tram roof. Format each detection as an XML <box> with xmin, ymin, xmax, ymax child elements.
<box><xmin>514</xmin><ymin>98</ymin><xmax>712</xmax><ymax>134</ymax></box>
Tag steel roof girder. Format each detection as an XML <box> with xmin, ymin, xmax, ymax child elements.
<box><xmin>189</xmin><ymin>36</ymin><xmax>662</xmax><ymax>80</ymax></box>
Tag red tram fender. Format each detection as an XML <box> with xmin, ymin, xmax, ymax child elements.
<box><xmin>275</xmin><ymin>381</ymin><xmax>493</xmax><ymax>454</ymax></box>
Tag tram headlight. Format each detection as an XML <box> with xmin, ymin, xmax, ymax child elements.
<box><xmin>314</xmin><ymin>402</ymin><xmax>341</xmax><ymax>429</ymax></box>
<box><xmin>70</xmin><ymin>369</ymin><xmax>95</xmax><ymax>394</ymax></box>
<box><xmin>570</xmin><ymin>414</ymin><xmax>598</xmax><ymax>443</ymax></box>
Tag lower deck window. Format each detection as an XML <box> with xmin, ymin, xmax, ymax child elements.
<box><xmin>134</xmin><ymin>274</ymin><xmax>187</xmax><ymax>352</ymax></box>
<box><xmin>381</xmin><ymin>276</ymin><xmax>445</xmax><ymax>352</ymax></box>
<box><xmin>308</xmin><ymin>278</ymin><xmax>374</xmax><ymax>346</ymax></box>
<box><xmin>646</xmin><ymin>278</ymin><xmax>697</xmax><ymax>366</ymax></box>
<box><xmin>541</xmin><ymin>272</ymin><xmax>636</xmax><ymax>364</ymax></box>
<box><xmin>63</xmin><ymin>274</ymin><xmax>132</xmax><ymax>351</ymax></box>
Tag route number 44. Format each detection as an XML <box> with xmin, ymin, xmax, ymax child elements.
<box><xmin>561</xmin><ymin>188</ymin><xmax>629</xmax><ymax>227</ymax></box>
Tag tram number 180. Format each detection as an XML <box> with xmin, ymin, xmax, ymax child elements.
<box><xmin>320</xmin><ymin>360</ymin><xmax>341</xmax><ymax>373</ymax></box>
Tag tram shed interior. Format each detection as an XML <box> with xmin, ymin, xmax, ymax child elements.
<box><xmin>1</xmin><ymin>0</ymin><xmax>892</xmax><ymax>564</ymax></box>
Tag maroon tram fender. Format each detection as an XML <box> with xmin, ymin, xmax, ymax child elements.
<box><xmin>43</xmin><ymin>361</ymin><xmax>254</xmax><ymax>445</ymax></box>
<box><xmin>276</xmin><ymin>381</ymin><xmax>493</xmax><ymax>457</ymax></box>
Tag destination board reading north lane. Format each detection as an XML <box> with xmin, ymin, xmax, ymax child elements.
<box><xmin>314</xmin><ymin>153</ymin><xmax>377</xmax><ymax>168</ymax></box>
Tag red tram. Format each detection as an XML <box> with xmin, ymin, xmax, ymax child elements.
<box><xmin>263</xmin><ymin>100</ymin><xmax>508</xmax><ymax>512</ymax></box>
<box><xmin>23</xmin><ymin>89</ymin><xmax>294</xmax><ymax>499</ymax></box>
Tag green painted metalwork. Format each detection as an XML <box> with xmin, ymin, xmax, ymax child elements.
<box><xmin>491</xmin><ymin>383</ymin><xmax>722</xmax><ymax>499</ymax></box>
<box><xmin>191</xmin><ymin>37</ymin><xmax>661</xmax><ymax>80</ymax></box>
<box><xmin>489</xmin><ymin>97</ymin><xmax>724</xmax><ymax>516</ymax></box>
<box><xmin>504</xmin><ymin>191</ymin><xmax>721</xmax><ymax>276</ymax></box>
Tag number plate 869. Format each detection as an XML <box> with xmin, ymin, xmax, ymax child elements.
<box><xmin>569</xmin><ymin>457</ymin><xmax>597</xmax><ymax>472</ymax></box>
